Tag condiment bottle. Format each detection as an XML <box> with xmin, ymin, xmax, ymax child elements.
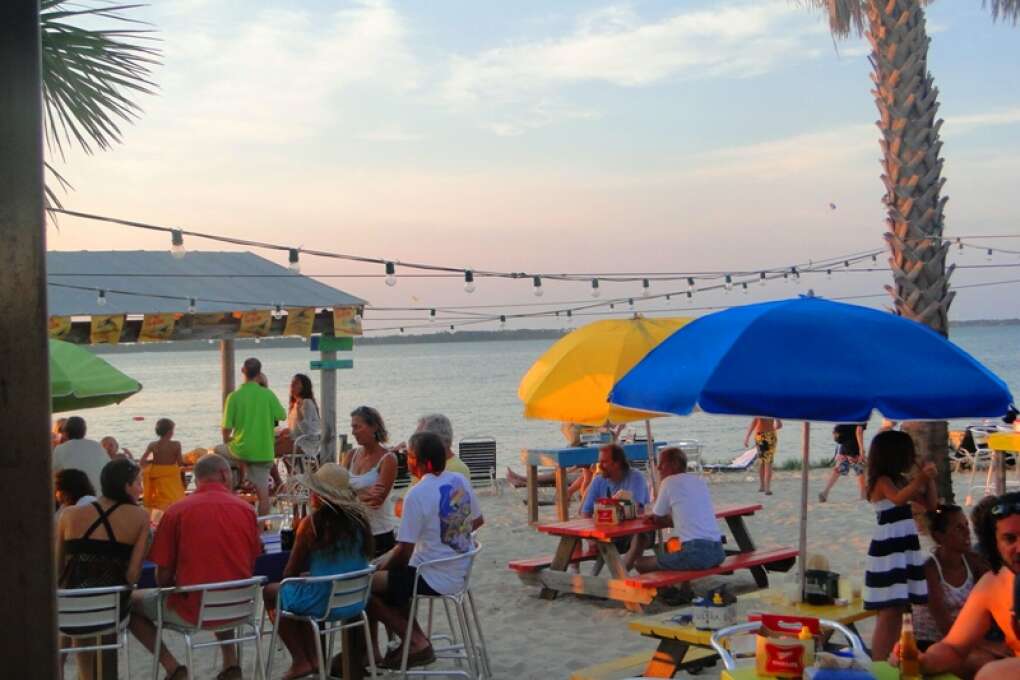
<box><xmin>899</xmin><ymin>612</ymin><xmax>921</xmax><ymax>680</ymax></box>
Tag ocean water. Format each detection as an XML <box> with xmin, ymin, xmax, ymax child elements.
<box><xmin>78</xmin><ymin>325</ymin><xmax>1019</xmax><ymax>468</ymax></box>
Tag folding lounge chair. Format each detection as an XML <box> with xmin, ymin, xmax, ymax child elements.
<box><xmin>702</xmin><ymin>447</ymin><xmax>758</xmax><ymax>474</ymax></box>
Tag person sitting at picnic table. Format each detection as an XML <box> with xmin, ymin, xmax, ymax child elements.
<box><xmin>140</xmin><ymin>418</ymin><xmax>187</xmax><ymax>517</ymax></box>
<box><xmin>891</xmin><ymin>491</ymin><xmax>1020</xmax><ymax>679</ymax></box>
<box><xmin>262</xmin><ymin>463</ymin><xmax>374</xmax><ymax>680</ymax></box>
<box><xmin>367</xmin><ymin>431</ymin><xmax>484</xmax><ymax>669</ymax></box>
<box><xmin>580</xmin><ymin>443</ymin><xmax>650</xmax><ymax>518</ymax></box>
<box><xmin>57</xmin><ymin>458</ymin><xmax>149</xmax><ymax>680</ymax></box>
<box><xmin>222</xmin><ymin>357</ymin><xmax>287</xmax><ymax>516</ymax></box>
<box><xmin>129</xmin><ymin>454</ymin><xmax>262</xmax><ymax>680</ymax></box>
<box><xmin>622</xmin><ymin>447</ymin><xmax>725</xmax><ymax>574</ymax></box>
<box><xmin>53</xmin><ymin>416</ymin><xmax>109</xmax><ymax>495</ymax></box>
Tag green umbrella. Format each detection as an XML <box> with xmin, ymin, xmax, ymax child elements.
<box><xmin>50</xmin><ymin>339</ymin><xmax>142</xmax><ymax>412</ymax></box>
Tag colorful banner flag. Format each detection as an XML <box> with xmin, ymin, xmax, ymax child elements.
<box><xmin>139</xmin><ymin>313</ymin><xmax>176</xmax><ymax>342</ymax></box>
<box><xmin>238</xmin><ymin>309</ymin><xmax>273</xmax><ymax>337</ymax></box>
<box><xmin>90</xmin><ymin>314</ymin><xmax>125</xmax><ymax>344</ymax></box>
<box><xmin>284</xmin><ymin>307</ymin><xmax>316</xmax><ymax>338</ymax></box>
<box><xmin>48</xmin><ymin>316</ymin><xmax>71</xmax><ymax>339</ymax></box>
<box><xmin>332</xmin><ymin>305</ymin><xmax>364</xmax><ymax>336</ymax></box>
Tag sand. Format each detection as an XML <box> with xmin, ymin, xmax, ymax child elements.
<box><xmin>89</xmin><ymin>467</ymin><xmax>980</xmax><ymax>679</ymax></box>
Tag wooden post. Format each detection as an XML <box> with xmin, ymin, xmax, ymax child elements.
<box><xmin>320</xmin><ymin>346</ymin><xmax>337</xmax><ymax>464</ymax></box>
<box><xmin>0</xmin><ymin>2</ymin><xmax>58</xmax><ymax>677</ymax></box>
<box><xmin>644</xmin><ymin>420</ymin><xmax>659</xmax><ymax>497</ymax></box>
<box><xmin>798</xmin><ymin>421</ymin><xmax>810</xmax><ymax>598</ymax></box>
<box><xmin>220</xmin><ymin>339</ymin><xmax>235</xmax><ymax>409</ymax></box>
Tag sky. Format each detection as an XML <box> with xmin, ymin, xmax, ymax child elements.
<box><xmin>46</xmin><ymin>0</ymin><xmax>1020</xmax><ymax>330</ymax></box>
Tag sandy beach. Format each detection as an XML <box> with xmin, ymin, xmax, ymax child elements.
<box><xmin>89</xmin><ymin>467</ymin><xmax>991</xmax><ymax>679</ymax></box>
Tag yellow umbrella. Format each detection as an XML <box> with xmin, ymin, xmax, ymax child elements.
<box><xmin>518</xmin><ymin>316</ymin><xmax>691</xmax><ymax>426</ymax></box>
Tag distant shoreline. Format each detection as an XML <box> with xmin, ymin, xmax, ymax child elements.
<box><xmin>86</xmin><ymin>319</ymin><xmax>1019</xmax><ymax>353</ymax></box>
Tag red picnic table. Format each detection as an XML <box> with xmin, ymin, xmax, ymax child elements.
<box><xmin>509</xmin><ymin>503</ymin><xmax>797</xmax><ymax>612</ymax></box>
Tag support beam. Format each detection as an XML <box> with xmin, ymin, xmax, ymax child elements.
<box><xmin>220</xmin><ymin>338</ymin><xmax>235</xmax><ymax>409</ymax></box>
<box><xmin>320</xmin><ymin>346</ymin><xmax>338</xmax><ymax>464</ymax></box>
<box><xmin>0</xmin><ymin>2</ymin><xmax>58</xmax><ymax>677</ymax></box>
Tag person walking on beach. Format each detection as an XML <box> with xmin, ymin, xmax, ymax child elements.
<box><xmin>818</xmin><ymin>422</ymin><xmax>867</xmax><ymax>503</ymax></box>
<box><xmin>744</xmin><ymin>417</ymin><xmax>781</xmax><ymax>495</ymax></box>
<box><xmin>222</xmin><ymin>357</ymin><xmax>286</xmax><ymax>516</ymax></box>
<box><xmin>863</xmin><ymin>430</ymin><xmax>937</xmax><ymax>662</ymax></box>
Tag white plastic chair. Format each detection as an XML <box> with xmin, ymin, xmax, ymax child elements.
<box><xmin>58</xmin><ymin>584</ymin><xmax>134</xmax><ymax>680</ymax></box>
<box><xmin>397</xmin><ymin>542</ymin><xmax>490</xmax><ymax>679</ymax></box>
<box><xmin>151</xmin><ymin>576</ymin><xmax>268</xmax><ymax>680</ymax></box>
<box><xmin>265</xmin><ymin>566</ymin><xmax>378</xmax><ymax>680</ymax></box>
<box><xmin>709</xmin><ymin>618</ymin><xmax>867</xmax><ymax>670</ymax></box>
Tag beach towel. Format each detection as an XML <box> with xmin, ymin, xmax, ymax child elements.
<box><xmin>142</xmin><ymin>464</ymin><xmax>186</xmax><ymax>511</ymax></box>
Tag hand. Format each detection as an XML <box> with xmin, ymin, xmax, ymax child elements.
<box><xmin>921</xmin><ymin>461</ymin><xmax>937</xmax><ymax>479</ymax></box>
<box><xmin>888</xmin><ymin>642</ymin><xmax>901</xmax><ymax>667</ymax></box>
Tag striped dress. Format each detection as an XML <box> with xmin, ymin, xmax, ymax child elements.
<box><xmin>864</xmin><ymin>498</ymin><xmax>928</xmax><ymax>610</ymax></box>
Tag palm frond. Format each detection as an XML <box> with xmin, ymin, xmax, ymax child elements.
<box><xmin>800</xmin><ymin>0</ymin><xmax>867</xmax><ymax>39</ymax></box>
<box><xmin>985</xmin><ymin>0</ymin><xmax>1020</xmax><ymax>24</ymax></box>
<box><xmin>40</xmin><ymin>1</ymin><xmax>160</xmax><ymax>159</ymax></box>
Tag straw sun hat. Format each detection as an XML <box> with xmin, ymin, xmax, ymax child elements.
<box><xmin>301</xmin><ymin>463</ymin><xmax>364</xmax><ymax>516</ymax></box>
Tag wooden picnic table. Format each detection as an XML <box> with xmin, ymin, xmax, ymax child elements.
<box><xmin>527</xmin><ymin>503</ymin><xmax>795</xmax><ymax>613</ymax></box>
<box><xmin>520</xmin><ymin>442</ymin><xmax>664</xmax><ymax>523</ymax></box>
<box><xmin>628</xmin><ymin>588</ymin><xmax>876</xmax><ymax>677</ymax></box>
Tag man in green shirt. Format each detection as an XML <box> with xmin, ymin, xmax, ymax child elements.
<box><xmin>413</xmin><ymin>413</ymin><xmax>472</xmax><ymax>483</ymax></box>
<box><xmin>222</xmin><ymin>357</ymin><xmax>286</xmax><ymax>515</ymax></box>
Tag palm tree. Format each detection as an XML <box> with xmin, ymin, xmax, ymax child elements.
<box><xmin>40</xmin><ymin>0</ymin><xmax>159</xmax><ymax>208</ymax></box>
<box><xmin>808</xmin><ymin>0</ymin><xmax>1019</xmax><ymax>501</ymax></box>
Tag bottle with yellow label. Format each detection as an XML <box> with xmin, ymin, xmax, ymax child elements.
<box><xmin>900</xmin><ymin>612</ymin><xmax>921</xmax><ymax>680</ymax></box>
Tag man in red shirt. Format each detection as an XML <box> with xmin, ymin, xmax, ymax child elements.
<box><xmin>129</xmin><ymin>454</ymin><xmax>261</xmax><ymax>680</ymax></box>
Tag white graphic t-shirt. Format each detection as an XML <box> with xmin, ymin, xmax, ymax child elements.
<box><xmin>397</xmin><ymin>470</ymin><xmax>481</xmax><ymax>594</ymax></box>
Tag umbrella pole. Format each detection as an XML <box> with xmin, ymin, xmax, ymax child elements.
<box><xmin>644</xmin><ymin>420</ymin><xmax>658</xmax><ymax>499</ymax></box>
<box><xmin>799</xmin><ymin>421</ymin><xmax>810</xmax><ymax>598</ymax></box>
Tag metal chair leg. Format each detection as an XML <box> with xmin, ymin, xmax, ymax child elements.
<box><xmin>265</xmin><ymin>612</ymin><xmax>282</xmax><ymax>680</ymax></box>
<box><xmin>362</xmin><ymin>612</ymin><xmax>378</xmax><ymax>679</ymax></box>
<box><xmin>309</xmin><ymin>619</ymin><xmax>327</xmax><ymax>680</ymax></box>
<box><xmin>183</xmin><ymin>633</ymin><xmax>194</xmax><ymax>680</ymax></box>
<box><xmin>400</xmin><ymin>595</ymin><xmax>420</xmax><ymax>680</ymax></box>
<box><xmin>466</xmin><ymin>590</ymin><xmax>491</xmax><ymax>678</ymax></box>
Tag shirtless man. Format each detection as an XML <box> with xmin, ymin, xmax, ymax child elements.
<box><xmin>744</xmin><ymin>417</ymin><xmax>782</xmax><ymax>495</ymax></box>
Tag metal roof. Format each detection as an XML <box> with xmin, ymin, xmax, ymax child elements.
<box><xmin>47</xmin><ymin>251</ymin><xmax>367</xmax><ymax>316</ymax></box>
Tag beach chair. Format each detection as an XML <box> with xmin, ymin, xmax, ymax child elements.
<box><xmin>58</xmin><ymin>584</ymin><xmax>134</xmax><ymax>680</ymax></box>
<box><xmin>392</xmin><ymin>449</ymin><xmax>413</xmax><ymax>490</ymax></box>
<box><xmin>151</xmin><ymin>576</ymin><xmax>268</xmax><ymax>680</ymax></box>
<box><xmin>458</xmin><ymin>437</ymin><xmax>500</xmax><ymax>495</ymax></box>
<box><xmin>264</xmin><ymin>567</ymin><xmax>377</xmax><ymax>680</ymax></box>
<box><xmin>395</xmin><ymin>541</ymin><xmax>490</xmax><ymax>679</ymax></box>
<box><xmin>702</xmin><ymin>447</ymin><xmax>758</xmax><ymax>474</ymax></box>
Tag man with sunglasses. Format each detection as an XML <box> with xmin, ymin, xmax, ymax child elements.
<box><xmin>895</xmin><ymin>492</ymin><xmax>1020</xmax><ymax>679</ymax></box>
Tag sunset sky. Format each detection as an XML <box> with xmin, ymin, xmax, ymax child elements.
<box><xmin>47</xmin><ymin>1</ymin><xmax>1020</xmax><ymax>329</ymax></box>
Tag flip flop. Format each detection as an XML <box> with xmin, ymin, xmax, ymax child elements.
<box><xmin>216</xmin><ymin>665</ymin><xmax>243</xmax><ymax>680</ymax></box>
<box><xmin>380</xmin><ymin>645</ymin><xmax>435</xmax><ymax>670</ymax></box>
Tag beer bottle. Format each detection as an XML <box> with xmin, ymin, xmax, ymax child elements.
<box><xmin>899</xmin><ymin>611</ymin><xmax>921</xmax><ymax>680</ymax></box>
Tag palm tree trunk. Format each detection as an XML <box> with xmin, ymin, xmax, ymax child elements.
<box><xmin>0</xmin><ymin>3</ymin><xmax>58</xmax><ymax>677</ymax></box>
<box><xmin>866</xmin><ymin>0</ymin><xmax>954</xmax><ymax>501</ymax></box>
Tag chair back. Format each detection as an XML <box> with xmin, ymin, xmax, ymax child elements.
<box><xmin>416</xmin><ymin>541</ymin><xmax>483</xmax><ymax>596</ymax></box>
<box><xmin>458</xmin><ymin>437</ymin><xmax>497</xmax><ymax>488</ymax></box>
<box><xmin>173</xmin><ymin>576</ymin><xmax>266</xmax><ymax>629</ymax></box>
<box><xmin>392</xmin><ymin>450</ymin><xmax>412</xmax><ymax>490</ymax></box>
<box><xmin>709</xmin><ymin>618</ymin><xmax>866</xmax><ymax>670</ymax></box>
<box><xmin>57</xmin><ymin>585</ymin><xmax>131</xmax><ymax>636</ymax></box>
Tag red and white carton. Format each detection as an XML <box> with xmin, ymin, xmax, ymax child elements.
<box><xmin>752</xmin><ymin>614</ymin><xmax>819</xmax><ymax>678</ymax></box>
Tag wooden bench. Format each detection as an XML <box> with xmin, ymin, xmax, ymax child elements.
<box><xmin>624</xmin><ymin>546</ymin><xmax>798</xmax><ymax>591</ymax></box>
<box><xmin>570</xmin><ymin>648</ymin><xmax>718</xmax><ymax>680</ymax></box>
<box><xmin>509</xmin><ymin>545</ymin><xmax>601</xmax><ymax>586</ymax></box>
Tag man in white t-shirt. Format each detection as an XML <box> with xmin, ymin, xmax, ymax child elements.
<box><xmin>52</xmin><ymin>416</ymin><xmax>108</xmax><ymax>493</ymax></box>
<box><xmin>622</xmin><ymin>446</ymin><xmax>725</xmax><ymax>574</ymax></box>
<box><xmin>369</xmin><ymin>430</ymin><xmax>484</xmax><ymax>669</ymax></box>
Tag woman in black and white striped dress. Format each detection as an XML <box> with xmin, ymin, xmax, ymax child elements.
<box><xmin>864</xmin><ymin>430</ymin><xmax>938</xmax><ymax>661</ymax></box>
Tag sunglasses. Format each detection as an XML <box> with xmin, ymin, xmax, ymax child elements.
<box><xmin>991</xmin><ymin>500</ymin><xmax>1020</xmax><ymax>519</ymax></box>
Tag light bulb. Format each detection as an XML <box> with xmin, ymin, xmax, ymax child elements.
<box><xmin>566</xmin><ymin>310</ymin><xmax>574</xmax><ymax>326</ymax></box>
<box><xmin>759</xmin><ymin>272</ymin><xmax>766</xmax><ymax>286</ymax></box>
<box><xmin>986</xmin><ymin>249</ymin><xmax>993</xmax><ymax>262</ymax></box>
<box><xmin>741</xmin><ymin>282</ymin><xmax>748</xmax><ymax>295</ymax></box>
<box><xmin>591</xmin><ymin>279</ymin><xmax>601</xmax><ymax>298</ymax></box>
<box><xmin>956</xmin><ymin>238</ymin><xmax>963</xmax><ymax>251</ymax></box>
<box><xmin>448</xmin><ymin>325</ymin><xmax>455</xmax><ymax>334</ymax></box>
<box><xmin>792</xmin><ymin>267</ymin><xmax>800</xmax><ymax>285</ymax></box>
<box><xmin>399</xmin><ymin>327</ymin><xmax>405</xmax><ymax>334</ymax></box>
<box><xmin>642</xmin><ymin>279</ymin><xmax>650</xmax><ymax>297</ymax></box>
<box><xmin>871</xmin><ymin>253</ymin><xmax>878</xmax><ymax>263</ymax></box>
<box><xmin>254</xmin><ymin>337</ymin><xmax>261</xmax><ymax>344</ymax></box>
<box><xmin>826</xmin><ymin>269</ymin><xmax>832</xmax><ymax>280</ymax></box>
<box><xmin>188</xmin><ymin>298</ymin><xmax>197</xmax><ymax>314</ymax></box>
<box><xmin>686</xmin><ymin>277</ymin><xmax>695</xmax><ymax>293</ymax></box>
<box><xmin>533</xmin><ymin>276</ymin><xmax>543</xmax><ymax>297</ymax></box>
<box><xmin>724</xmin><ymin>275</ymin><xmax>733</xmax><ymax>292</ymax></box>
<box><xmin>170</xmin><ymin>230</ymin><xmax>186</xmax><ymax>259</ymax></box>
<box><xmin>96</xmin><ymin>289</ymin><xmax>107</xmax><ymax>306</ymax></box>
<box><xmin>628</xmin><ymin>298</ymin><xmax>634</xmax><ymax>308</ymax></box>
<box><xmin>385</xmin><ymin>262</ymin><xmax>396</xmax><ymax>287</ymax></box>
<box><xmin>464</xmin><ymin>270</ymin><xmax>475</xmax><ymax>293</ymax></box>
<box><xmin>273</xmin><ymin>304</ymin><xmax>283</xmax><ymax>318</ymax></box>
<box><xmin>428</xmin><ymin>309</ymin><xmax>436</xmax><ymax>323</ymax></box>
<box><xmin>499</xmin><ymin>315</ymin><xmax>506</xmax><ymax>329</ymax></box>
<box><xmin>288</xmin><ymin>248</ymin><xmax>300</xmax><ymax>273</ymax></box>
<box><xmin>844</xmin><ymin>260</ymin><xmax>850</xmax><ymax>268</ymax></box>
<box><xmin>686</xmin><ymin>290</ymin><xmax>692</xmax><ymax>299</ymax></box>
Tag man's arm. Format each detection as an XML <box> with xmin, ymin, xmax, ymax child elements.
<box><xmin>379</xmin><ymin>541</ymin><xmax>414</xmax><ymax>571</ymax></box>
<box><xmin>154</xmin><ymin>565</ymin><xmax>176</xmax><ymax>588</ymax></box>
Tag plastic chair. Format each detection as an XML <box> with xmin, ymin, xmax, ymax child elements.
<box><xmin>58</xmin><ymin>584</ymin><xmax>134</xmax><ymax>680</ymax></box>
<box><xmin>397</xmin><ymin>542</ymin><xmax>490</xmax><ymax>679</ymax></box>
<box><xmin>275</xmin><ymin>435</ymin><xmax>322</xmax><ymax>514</ymax></box>
<box><xmin>709</xmin><ymin>618</ymin><xmax>866</xmax><ymax>670</ymax></box>
<box><xmin>151</xmin><ymin>576</ymin><xmax>268</xmax><ymax>680</ymax></box>
<box><xmin>265</xmin><ymin>566</ymin><xmax>378</xmax><ymax>680</ymax></box>
<box><xmin>458</xmin><ymin>437</ymin><xmax>500</xmax><ymax>495</ymax></box>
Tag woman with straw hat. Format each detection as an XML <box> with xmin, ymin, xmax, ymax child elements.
<box><xmin>263</xmin><ymin>463</ymin><xmax>374</xmax><ymax>680</ymax></box>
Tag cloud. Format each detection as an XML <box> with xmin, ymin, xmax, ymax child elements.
<box><xmin>440</xmin><ymin>1</ymin><xmax>826</xmax><ymax>133</ymax></box>
<box><xmin>945</xmin><ymin>108</ymin><xmax>1020</xmax><ymax>134</ymax></box>
<box><xmin>358</xmin><ymin>126</ymin><xmax>423</xmax><ymax>142</ymax></box>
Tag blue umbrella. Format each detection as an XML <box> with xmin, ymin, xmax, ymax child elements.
<box><xmin>609</xmin><ymin>296</ymin><xmax>1012</xmax><ymax>422</ymax></box>
<box><xmin>608</xmin><ymin>296</ymin><xmax>1013</xmax><ymax>593</ymax></box>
